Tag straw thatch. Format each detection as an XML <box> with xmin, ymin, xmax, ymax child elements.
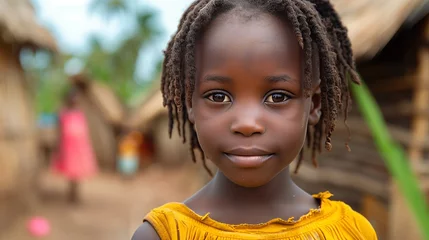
<box><xmin>0</xmin><ymin>43</ymin><xmax>40</xmax><ymax>197</ymax></box>
<box><xmin>331</xmin><ymin>0</ymin><xmax>426</xmax><ymax>60</ymax></box>
<box><xmin>71</xmin><ymin>74</ymin><xmax>125</xmax><ymax>127</ymax></box>
<box><xmin>0</xmin><ymin>0</ymin><xmax>57</xmax><ymax>51</ymax></box>
<box><xmin>127</xmin><ymin>88</ymin><xmax>163</xmax><ymax>132</ymax></box>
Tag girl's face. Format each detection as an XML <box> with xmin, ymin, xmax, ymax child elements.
<box><xmin>190</xmin><ymin>11</ymin><xmax>321</xmax><ymax>187</ymax></box>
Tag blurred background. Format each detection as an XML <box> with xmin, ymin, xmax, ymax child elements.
<box><xmin>0</xmin><ymin>0</ymin><xmax>428</xmax><ymax>239</ymax></box>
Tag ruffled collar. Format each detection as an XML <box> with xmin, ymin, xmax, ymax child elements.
<box><xmin>166</xmin><ymin>191</ymin><xmax>337</xmax><ymax>231</ymax></box>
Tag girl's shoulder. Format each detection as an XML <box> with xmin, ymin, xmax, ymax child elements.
<box><xmin>142</xmin><ymin>193</ymin><xmax>377</xmax><ymax>240</ymax></box>
<box><xmin>313</xmin><ymin>192</ymin><xmax>378</xmax><ymax>239</ymax></box>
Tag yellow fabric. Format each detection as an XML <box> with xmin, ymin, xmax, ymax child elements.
<box><xmin>144</xmin><ymin>192</ymin><xmax>378</xmax><ymax>240</ymax></box>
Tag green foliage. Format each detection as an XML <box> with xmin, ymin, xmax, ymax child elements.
<box><xmin>35</xmin><ymin>72</ymin><xmax>68</xmax><ymax>114</ymax></box>
<box><xmin>83</xmin><ymin>0</ymin><xmax>162</xmax><ymax>104</ymax></box>
<box><xmin>89</xmin><ymin>0</ymin><xmax>129</xmax><ymax>20</ymax></box>
<box><xmin>33</xmin><ymin>0</ymin><xmax>163</xmax><ymax>112</ymax></box>
<box><xmin>21</xmin><ymin>50</ymin><xmax>69</xmax><ymax>114</ymax></box>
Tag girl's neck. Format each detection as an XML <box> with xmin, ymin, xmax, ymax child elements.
<box><xmin>185</xmin><ymin>167</ymin><xmax>317</xmax><ymax>225</ymax></box>
<box><xmin>207</xmin><ymin>167</ymin><xmax>302</xmax><ymax>206</ymax></box>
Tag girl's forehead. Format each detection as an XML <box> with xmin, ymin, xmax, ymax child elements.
<box><xmin>196</xmin><ymin>11</ymin><xmax>302</xmax><ymax>71</ymax></box>
<box><xmin>203</xmin><ymin>11</ymin><xmax>293</xmax><ymax>38</ymax></box>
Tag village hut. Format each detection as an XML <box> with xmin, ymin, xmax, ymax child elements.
<box><xmin>0</xmin><ymin>0</ymin><xmax>57</xmax><ymax>231</ymax></box>
<box><xmin>126</xmin><ymin>81</ymin><xmax>195</xmax><ymax>168</ymax></box>
<box><xmin>126</xmin><ymin>0</ymin><xmax>429</xmax><ymax>239</ymax></box>
<box><xmin>67</xmin><ymin>73</ymin><xmax>126</xmax><ymax>170</ymax></box>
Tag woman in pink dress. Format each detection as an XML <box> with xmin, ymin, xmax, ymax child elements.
<box><xmin>52</xmin><ymin>88</ymin><xmax>97</xmax><ymax>203</ymax></box>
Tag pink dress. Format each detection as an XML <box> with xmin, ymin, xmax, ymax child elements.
<box><xmin>52</xmin><ymin>109</ymin><xmax>97</xmax><ymax>180</ymax></box>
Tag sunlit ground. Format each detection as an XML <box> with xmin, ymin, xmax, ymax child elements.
<box><xmin>1</xmin><ymin>163</ymin><xmax>204</xmax><ymax>240</ymax></box>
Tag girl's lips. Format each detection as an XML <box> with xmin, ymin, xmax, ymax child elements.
<box><xmin>224</xmin><ymin>153</ymin><xmax>274</xmax><ymax>168</ymax></box>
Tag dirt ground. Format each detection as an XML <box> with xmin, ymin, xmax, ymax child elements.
<box><xmin>1</xmin><ymin>163</ymin><xmax>206</xmax><ymax>240</ymax></box>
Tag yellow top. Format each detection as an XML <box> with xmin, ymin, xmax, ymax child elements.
<box><xmin>144</xmin><ymin>192</ymin><xmax>378</xmax><ymax>240</ymax></box>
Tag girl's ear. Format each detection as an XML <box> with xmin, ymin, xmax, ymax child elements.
<box><xmin>308</xmin><ymin>85</ymin><xmax>321</xmax><ymax>126</ymax></box>
<box><xmin>188</xmin><ymin>107</ymin><xmax>195</xmax><ymax>124</ymax></box>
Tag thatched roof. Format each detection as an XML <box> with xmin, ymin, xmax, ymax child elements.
<box><xmin>0</xmin><ymin>0</ymin><xmax>57</xmax><ymax>51</ymax></box>
<box><xmin>70</xmin><ymin>74</ymin><xmax>125</xmax><ymax>126</ymax></box>
<box><xmin>332</xmin><ymin>0</ymin><xmax>426</xmax><ymax>60</ymax></box>
<box><xmin>126</xmin><ymin>87</ymin><xmax>164</xmax><ymax>131</ymax></box>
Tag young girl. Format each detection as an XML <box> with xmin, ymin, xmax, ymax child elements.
<box><xmin>133</xmin><ymin>0</ymin><xmax>377</xmax><ymax>239</ymax></box>
<box><xmin>52</xmin><ymin>88</ymin><xmax>98</xmax><ymax>203</ymax></box>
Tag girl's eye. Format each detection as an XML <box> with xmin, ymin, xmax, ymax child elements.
<box><xmin>266</xmin><ymin>93</ymin><xmax>289</xmax><ymax>103</ymax></box>
<box><xmin>207</xmin><ymin>93</ymin><xmax>231</xmax><ymax>103</ymax></box>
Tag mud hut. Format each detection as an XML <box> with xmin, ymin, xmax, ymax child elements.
<box><xmin>126</xmin><ymin>83</ymin><xmax>192</xmax><ymax>165</ymax></box>
<box><xmin>127</xmin><ymin>1</ymin><xmax>429</xmax><ymax>239</ymax></box>
<box><xmin>0</xmin><ymin>0</ymin><xmax>57</xmax><ymax>231</ymax></box>
<box><xmin>68</xmin><ymin>73</ymin><xmax>126</xmax><ymax>170</ymax></box>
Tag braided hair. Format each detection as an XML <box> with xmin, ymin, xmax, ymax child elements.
<box><xmin>160</xmin><ymin>0</ymin><xmax>360</xmax><ymax>176</ymax></box>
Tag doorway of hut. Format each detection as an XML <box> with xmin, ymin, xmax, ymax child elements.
<box><xmin>116</xmin><ymin>130</ymin><xmax>154</xmax><ymax>177</ymax></box>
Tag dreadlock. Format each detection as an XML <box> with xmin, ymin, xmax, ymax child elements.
<box><xmin>161</xmin><ymin>0</ymin><xmax>360</xmax><ymax>176</ymax></box>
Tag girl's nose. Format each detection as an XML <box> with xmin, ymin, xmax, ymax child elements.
<box><xmin>230</xmin><ymin>107</ymin><xmax>265</xmax><ymax>137</ymax></box>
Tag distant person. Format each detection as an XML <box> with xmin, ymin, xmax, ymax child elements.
<box><xmin>132</xmin><ymin>0</ymin><xmax>377</xmax><ymax>239</ymax></box>
<box><xmin>117</xmin><ymin>130</ymin><xmax>143</xmax><ymax>177</ymax></box>
<box><xmin>52</xmin><ymin>88</ymin><xmax>98</xmax><ymax>203</ymax></box>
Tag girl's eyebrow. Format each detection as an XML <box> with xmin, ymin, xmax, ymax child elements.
<box><xmin>202</xmin><ymin>74</ymin><xmax>293</xmax><ymax>83</ymax></box>
<box><xmin>265</xmin><ymin>75</ymin><xmax>292</xmax><ymax>83</ymax></box>
<box><xmin>203</xmin><ymin>75</ymin><xmax>232</xmax><ymax>83</ymax></box>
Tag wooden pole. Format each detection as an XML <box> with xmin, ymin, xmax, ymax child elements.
<box><xmin>389</xmin><ymin>17</ymin><xmax>429</xmax><ymax>240</ymax></box>
<box><xmin>409</xmin><ymin>23</ymin><xmax>429</xmax><ymax>169</ymax></box>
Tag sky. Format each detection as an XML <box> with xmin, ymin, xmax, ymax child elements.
<box><xmin>31</xmin><ymin>0</ymin><xmax>194</xmax><ymax>79</ymax></box>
